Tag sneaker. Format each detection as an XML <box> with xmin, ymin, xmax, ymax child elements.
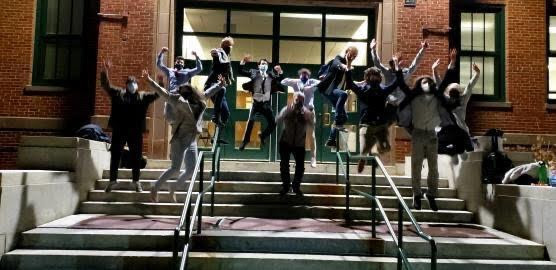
<box><xmin>357</xmin><ymin>159</ymin><xmax>366</xmax><ymax>173</ymax></box>
<box><xmin>293</xmin><ymin>187</ymin><xmax>304</xmax><ymax>197</ymax></box>
<box><xmin>239</xmin><ymin>141</ymin><xmax>248</xmax><ymax>151</ymax></box>
<box><xmin>413</xmin><ymin>195</ymin><xmax>422</xmax><ymax>210</ymax></box>
<box><xmin>132</xmin><ymin>182</ymin><xmax>143</xmax><ymax>193</ymax></box>
<box><xmin>310</xmin><ymin>157</ymin><xmax>317</xmax><ymax>168</ymax></box>
<box><xmin>104</xmin><ymin>181</ymin><xmax>117</xmax><ymax>193</ymax></box>
<box><xmin>325</xmin><ymin>139</ymin><xmax>337</xmax><ymax>148</ymax></box>
<box><xmin>425</xmin><ymin>193</ymin><xmax>439</xmax><ymax>211</ymax></box>
<box><xmin>169</xmin><ymin>185</ymin><xmax>177</xmax><ymax>203</ymax></box>
<box><xmin>279</xmin><ymin>187</ymin><xmax>289</xmax><ymax>196</ymax></box>
<box><xmin>150</xmin><ymin>187</ymin><xmax>159</xmax><ymax>203</ymax></box>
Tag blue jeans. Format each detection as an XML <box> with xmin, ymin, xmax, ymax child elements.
<box><xmin>324</xmin><ymin>89</ymin><xmax>348</xmax><ymax>141</ymax></box>
<box><xmin>212</xmin><ymin>87</ymin><xmax>230</xmax><ymax>124</ymax></box>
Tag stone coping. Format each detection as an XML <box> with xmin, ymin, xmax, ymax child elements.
<box><xmin>0</xmin><ymin>170</ymin><xmax>73</xmax><ymax>187</ymax></box>
<box><xmin>20</xmin><ymin>136</ymin><xmax>110</xmax><ymax>151</ymax></box>
<box><xmin>495</xmin><ymin>184</ymin><xmax>556</xmax><ymax>200</ymax></box>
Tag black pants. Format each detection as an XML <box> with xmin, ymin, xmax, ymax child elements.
<box><xmin>279</xmin><ymin>141</ymin><xmax>306</xmax><ymax>190</ymax></box>
<box><xmin>243</xmin><ymin>101</ymin><xmax>276</xmax><ymax>144</ymax></box>
<box><xmin>110</xmin><ymin>128</ymin><xmax>143</xmax><ymax>182</ymax></box>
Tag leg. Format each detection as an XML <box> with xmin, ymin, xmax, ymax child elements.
<box><xmin>307</xmin><ymin>119</ymin><xmax>317</xmax><ymax>167</ymax></box>
<box><xmin>292</xmin><ymin>146</ymin><xmax>306</xmax><ymax>195</ymax></box>
<box><xmin>425</xmin><ymin>134</ymin><xmax>439</xmax><ymax>197</ymax></box>
<box><xmin>279</xmin><ymin>142</ymin><xmax>292</xmax><ymax>195</ymax></box>
<box><xmin>240</xmin><ymin>105</ymin><xmax>257</xmax><ymax>150</ymax></box>
<box><xmin>152</xmin><ymin>139</ymin><xmax>186</xmax><ymax>201</ymax></box>
<box><xmin>332</xmin><ymin>89</ymin><xmax>348</xmax><ymax>126</ymax></box>
<box><xmin>106</xmin><ymin>129</ymin><xmax>125</xmax><ymax>192</ymax></box>
<box><xmin>375</xmin><ymin>125</ymin><xmax>391</xmax><ymax>154</ymax></box>
<box><xmin>127</xmin><ymin>131</ymin><xmax>144</xmax><ymax>192</ymax></box>
<box><xmin>411</xmin><ymin>131</ymin><xmax>426</xmax><ymax>199</ymax></box>
<box><xmin>259</xmin><ymin>102</ymin><xmax>276</xmax><ymax>143</ymax></box>
<box><xmin>220</xmin><ymin>95</ymin><xmax>230</xmax><ymax>124</ymax></box>
<box><xmin>323</xmin><ymin>92</ymin><xmax>340</xmax><ymax>145</ymax></box>
<box><xmin>173</xmin><ymin>137</ymin><xmax>198</xmax><ymax>202</ymax></box>
<box><xmin>358</xmin><ymin>126</ymin><xmax>373</xmax><ymax>173</ymax></box>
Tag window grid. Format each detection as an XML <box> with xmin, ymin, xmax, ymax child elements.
<box><xmin>548</xmin><ymin>12</ymin><xmax>556</xmax><ymax>102</ymax></box>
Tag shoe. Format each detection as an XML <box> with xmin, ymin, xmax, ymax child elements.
<box><xmin>239</xmin><ymin>141</ymin><xmax>248</xmax><ymax>151</ymax></box>
<box><xmin>133</xmin><ymin>182</ymin><xmax>143</xmax><ymax>193</ymax></box>
<box><xmin>293</xmin><ymin>187</ymin><xmax>304</xmax><ymax>196</ymax></box>
<box><xmin>357</xmin><ymin>159</ymin><xmax>366</xmax><ymax>173</ymax></box>
<box><xmin>104</xmin><ymin>181</ymin><xmax>117</xmax><ymax>193</ymax></box>
<box><xmin>325</xmin><ymin>139</ymin><xmax>337</xmax><ymax>148</ymax></box>
<box><xmin>279</xmin><ymin>187</ymin><xmax>289</xmax><ymax>196</ymax></box>
<box><xmin>425</xmin><ymin>193</ymin><xmax>438</xmax><ymax>211</ymax></box>
<box><xmin>259</xmin><ymin>133</ymin><xmax>267</xmax><ymax>148</ymax></box>
<box><xmin>169</xmin><ymin>184</ymin><xmax>177</xmax><ymax>203</ymax></box>
<box><xmin>151</xmin><ymin>187</ymin><xmax>159</xmax><ymax>203</ymax></box>
<box><xmin>310</xmin><ymin>157</ymin><xmax>317</xmax><ymax>168</ymax></box>
<box><xmin>413</xmin><ymin>195</ymin><xmax>422</xmax><ymax>210</ymax></box>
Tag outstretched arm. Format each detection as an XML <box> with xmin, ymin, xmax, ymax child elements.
<box><xmin>100</xmin><ymin>60</ymin><xmax>120</xmax><ymax>97</ymax></box>
<box><xmin>204</xmin><ymin>74</ymin><xmax>227</xmax><ymax>98</ymax></box>
<box><xmin>462</xmin><ymin>63</ymin><xmax>480</xmax><ymax>106</ymax></box>
<box><xmin>238</xmin><ymin>54</ymin><xmax>253</xmax><ymax>77</ymax></box>
<box><xmin>370</xmin><ymin>39</ymin><xmax>389</xmax><ymax>72</ymax></box>
<box><xmin>406</xmin><ymin>40</ymin><xmax>428</xmax><ymax>76</ymax></box>
<box><xmin>143</xmin><ymin>70</ymin><xmax>169</xmax><ymax>99</ymax></box>
<box><xmin>156</xmin><ymin>47</ymin><xmax>172</xmax><ymax>77</ymax></box>
<box><xmin>182</xmin><ymin>51</ymin><xmax>203</xmax><ymax>77</ymax></box>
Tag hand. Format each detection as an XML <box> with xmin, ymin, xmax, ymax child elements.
<box><xmin>472</xmin><ymin>63</ymin><xmax>481</xmax><ymax>73</ymax></box>
<box><xmin>210</xmin><ymin>49</ymin><xmax>218</xmax><ymax>57</ymax></box>
<box><xmin>370</xmin><ymin>38</ymin><xmax>377</xmax><ymax>50</ymax></box>
<box><xmin>392</xmin><ymin>53</ymin><xmax>401</xmax><ymax>71</ymax></box>
<box><xmin>217</xmin><ymin>74</ymin><xmax>228</xmax><ymax>86</ymax></box>
<box><xmin>142</xmin><ymin>69</ymin><xmax>150</xmax><ymax>79</ymax></box>
<box><xmin>102</xmin><ymin>60</ymin><xmax>112</xmax><ymax>72</ymax></box>
<box><xmin>191</xmin><ymin>51</ymin><xmax>197</xmax><ymax>57</ymax></box>
<box><xmin>421</xmin><ymin>40</ymin><xmax>429</xmax><ymax>49</ymax></box>
<box><xmin>432</xmin><ymin>59</ymin><xmax>441</xmax><ymax>70</ymax></box>
<box><xmin>274</xmin><ymin>65</ymin><xmax>283</xmax><ymax>74</ymax></box>
<box><xmin>242</xmin><ymin>54</ymin><xmax>252</xmax><ymax>63</ymax></box>
<box><xmin>161</xmin><ymin>47</ymin><xmax>169</xmax><ymax>53</ymax></box>
<box><xmin>339</xmin><ymin>64</ymin><xmax>348</xmax><ymax>71</ymax></box>
<box><xmin>449</xmin><ymin>48</ymin><xmax>458</xmax><ymax>63</ymax></box>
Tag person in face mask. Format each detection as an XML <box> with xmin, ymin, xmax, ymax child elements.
<box><xmin>238</xmin><ymin>56</ymin><xmax>286</xmax><ymax>151</ymax></box>
<box><xmin>345</xmin><ymin>67</ymin><xmax>400</xmax><ymax>173</ymax></box>
<box><xmin>142</xmin><ymin>69</ymin><xmax>208</xmax><ymax>203</ymax></box>
<box><xmin>276</xmin><ymin>92</ymin><xmax>315</xmax><ymax>196</ymax></box>
<box><xmin>281</xmin><ymin>68</ymin><xmax>320</xmax><ymax>167</ymax></box>
<box><xmin>395</xmin><ymin>50</ymin><xmax>459</xmax><ymax>212</ymax></box>
<box><xmin>100</xmin><ymin>60</ymin><xmax>159</xmax><ymax>193</ymax></box>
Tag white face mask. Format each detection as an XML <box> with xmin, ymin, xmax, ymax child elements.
<box><xmin>421</xmin><ymin>81</ymin><xmax>431</xmax><ymax>93</ymax></box>
<box><xmin>127</xmin><ymin>82</ymin><xmax>138</xmax><ymax>94</ymax></box>
<box><xmin>259</xmin><ymin>64</ymin><xmax>268</xmax><ymax>73</ymax></box>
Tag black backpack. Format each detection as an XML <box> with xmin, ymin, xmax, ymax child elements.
<box><xmin>481</xmin><ymin>129</ymin><xmax>513</xmax><ymax>184</ymax></box>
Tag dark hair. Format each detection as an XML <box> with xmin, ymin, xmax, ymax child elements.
<box><xmin>175</xmin><ymin>56</ymin><xmax>185</xmax><ymax>62</ymax></box>
<box><xmin>298</xmin><ymin>68</ymin><xmax>311</xmax><ymax>76</ymax></box>
<box><xmin>364</xmin><ymin>67</ymin><xmax>382</xmax><ymax>82</ymax></box>
<box><xmin>178</xmin><ymin>83</ymin><xmax>206</xmax><ymax>107</ymax></box>
<box><xmin>413</xmin><ymin>76</ymin><xmax>436</xmax><ymax>94</ymax></box>
<box><xmin>258</xmin><ymin>58</ymin><xmax>269</xmax><ymax>65</ymax></box>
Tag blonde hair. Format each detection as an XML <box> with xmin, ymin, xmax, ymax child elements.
<box><xmin>221</xmin><ymin>36</ymin><xmax>234</xmax><ymax>48</ymax></box>
<box><xmin>345</xmin><ymin>46</ymin><xmax>359</xmax><ymax>55</ymax></box>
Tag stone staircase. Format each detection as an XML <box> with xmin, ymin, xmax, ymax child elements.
<box><xmin>2</xmin><ymin>161</ymin><xmax>556</xmax><ymax>270</ymax></box>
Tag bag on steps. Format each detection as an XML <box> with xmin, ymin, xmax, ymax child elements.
<box><xmin>481</xmin><ymin>129</ymin><xmax>513</xmax><ymax>184</ymax></box>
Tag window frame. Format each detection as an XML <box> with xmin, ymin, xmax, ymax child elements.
<box><xmin>452</xmin><ymin>5</ymin><xmax>505</xmax><ymax>102</ymax></box>
<box><xmin>547</xmin><ymin>0</ymin><xmax>556</xmax><ymax>104</ymax></box>
<box><xmin>32</xmin><ymin>0</ymin><xmax>85</xmax><ymax>87</ymax></box>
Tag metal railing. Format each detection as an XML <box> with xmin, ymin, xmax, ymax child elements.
<box><xmin>173</xmin><ymin>126</ymin><xmax>223</xmax><ymax>270</ymax></box>
<box><xmin>335</xmin><ymin>131</ymin><xmax>437</xmax><ymax>270</ymax></box>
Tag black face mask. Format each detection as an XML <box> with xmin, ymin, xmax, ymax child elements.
<box><xmin>447</xmin><ymin>96</ymin><xmax>461</xmax><ymax>107</ymax></box>
<box><xmin>175</xmin><ymin>64</ymin><xmax>184</xmax><ymax>70</ymax></box>
<box><xmin>223</xmin><ymin>47</ymin><xmax>231</xmax><ymax>55</ymax></box>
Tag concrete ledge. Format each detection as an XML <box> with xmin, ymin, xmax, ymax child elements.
<box><xmin>23</xmin><ymin>85</ymin><xmax>72</xmax><ymax>93</ymax></box>
<box><xmin>0</xmin><ymin>170</ymin><xmax>73</xmax><ymax>187</ymax></box>
<box><xmin>470</xmin><ymin>101</ymin><xmax>513</xmax><ymax>109</ymax></box>
<box><xmin>0</xmin><ymin>117</ymin><xmax>68</xmax><ymax>131</ymax></box>
<box><xmin>19</xmin><ymin>136</ymin><xmax>110</xmax><ymax>151</ymax></box>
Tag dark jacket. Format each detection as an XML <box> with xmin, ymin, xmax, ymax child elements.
<box><xmin>205</xmin><ymin>48</ymin><xmax>233</xmax><ymax>87</ymax></box>
<box><xmin>239</xmin><ymin>65</ymin><xmax>286</xmax><ymax>95</ymax></box>
<box><xmin>346</xmin><ymin>71</ymin><xmax>398</xmax><ymax>125</ymax></box>
<box><xmin>276</xmin><ymin>105</ymin><xmax>314</xmax><ymax>148</ymax></box>
<box><xmin>317</xmin><ymin>55</ymin><xmax>349</xmax><ymax>94</ymax></box>
<box><xmin>100</xmin><ymin>71</ymin><xmax>159</xmax><ymax>132</ymax></box>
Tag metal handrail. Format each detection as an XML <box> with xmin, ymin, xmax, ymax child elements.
<box><xmin>173</xmin><ymin>127</ymin><xmax>222</xmax><ymax>270</ymax></box>
<box><xmin>335</xmin><ymin>131</ymin><xmax>437</xmax><ymax>270</ymax></box>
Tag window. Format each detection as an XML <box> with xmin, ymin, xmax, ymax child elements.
<box><xmin>33</xmin><ymin>0</ymin><xmax>85</xmax><ymax>86</ymax></box>
<box><xmin>549</xmin><ymin>12</ymin><xmax>556</xmax><ymax>102</ymax></box>
<box><xmin>457</xmin><ymin>9</ymin><xmax>504</xmax><ymax>101</ymax></box>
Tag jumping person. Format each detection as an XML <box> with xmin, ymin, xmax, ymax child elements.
<box><xmin>395</xmin><ymin>52</ymin><xmax>456</xmax><ymax>212</ymax></box>
<box><xmin>204</xmin><ymin>37</ymin><xmax>234</xmax><ymax>129</ymax></box>
<box><xmin>346</xmin><ymin>67</ymin><xmax>399</xmax><ymax>173</ymax></box>
<box><xmin>370</xmin><ymin>39</ymin><xmax>428</xmax><ymax>125</ymax></box>
<box><xmin>238</xmin><ymin>55</ymin><xmax>285</xmax><ymax>151</ymax></box>
<box><xmin>143</xmin><ymin>69</ymin><xmax>208</xmax><ymax>203</ymax></box>
<box><xmin>100</xmin><ymin>60</ymin><xmax>159</xmax><ymax>193</ymax></box>
<box><xmin>276</xmin><ymin>92</ymin><xmax>315</xmax><ymax>196</ymax></box>
<box><xmin>434</xmin><ymin>50</ymin><xmax>480</xmax><ymax>156</ymax></box>
<box><xmin>157</xmin><ymin>47</ymin><xmax>202</xmax><ymax>124</ymax></box>
<box><xmin>281</xmin><ymin>68</ymin><xmax>320</xmax><ymax>168</ymax></box>
<box><xmin>317</xmin><ymin>46</ymin><xmax>358</xmax><ymax>148</ymax></box>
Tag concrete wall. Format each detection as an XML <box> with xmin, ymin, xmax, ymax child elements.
<box><xmin>0</xmin><ymin>136</ymin><xmax>110</xmax><ymax>258</ymax></box>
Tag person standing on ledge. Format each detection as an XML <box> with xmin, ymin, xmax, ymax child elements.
<box><xmin>142</xmin><ymin>69</ymin><xmax>208</xmax><ymax>203</ymax></box>
<box><xmin>100</xmin><ymin>60</ymin><xmax>159</xmax><ymax>193</ymax></box>
<box><xmin>281</xmin><ymin>68</ymin><xmax>320</xmax><ymax>168</ymax></box>
<box><xmin>276</xmin><ymin>92</ymin><xmax>315</xmax><ymax>196</ymax></box>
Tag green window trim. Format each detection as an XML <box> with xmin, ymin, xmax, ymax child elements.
<box><xmin>32</xmin><ymin>0</ymin><xmax>85</xmax><ymax>87</ymax></box>
<box><xmin>454</xmin><ymin>6</ymin><xmax>505</xmax><ymax>102</ymax></box>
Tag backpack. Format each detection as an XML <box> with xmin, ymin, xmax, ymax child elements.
<box><xmin>481</xmin><ymin>129</ymin><xmax>513</xmax><ymax>184</ymax></box>
<box><xmin>76</xmin><ymin>124</ymin><xmax>111</xmax><ymax>143</ymax></box>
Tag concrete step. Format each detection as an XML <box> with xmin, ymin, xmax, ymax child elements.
<box><xmin>18</xmin><ymin>225</ymin><xmax>546</xmax><ymax>260</ymax></box>
<box><xmin>146</xmin><ymin>160</ymin><xmax>400</xmax><ymax>175</ymax></box>
<box><xmin>87</xmin><ymin>190</ymin><xmax>466</xmax><ymax>210</ymax></box>
<box><xmin>94</xmin><ymin>179</ymin><xmax>458</xmax><ymax>197</ymax></box>
<box><xmin>101</xmin><ymin>170</ymin><xmax>450</xmax><ymax>188</ymax></box>
<box><xmin>3</xmin><ymin>249</ymin><xmax>556</xmax><ymax>270</ymax></box>
<box><xmin>79</xmin><ymin>202</ymin><xmax>474</xmax><ymax>223</ymax></box>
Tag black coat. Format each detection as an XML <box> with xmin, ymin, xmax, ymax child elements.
<box><xmin>317</xmin><ymin>55</ymin><xmax>349</xmax><ymax>93</ymax></box>
<box><xmin>239</xmin><ymin>66</ymin><xmax>286</xmax><ymax>95</ymax></box>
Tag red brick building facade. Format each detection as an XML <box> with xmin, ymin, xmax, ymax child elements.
<box><xmin>1</xmin><ymin>0</ymin><xmax>554</xmax><ymax>168</ymax></box>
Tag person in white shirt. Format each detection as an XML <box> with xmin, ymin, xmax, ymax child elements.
<box><xmin>281</xmin><ymin>68</ymin><xmax>320</xmax><ymax>168</ymax></box>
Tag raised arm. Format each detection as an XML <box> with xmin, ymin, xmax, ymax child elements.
<box><xmin>143</xmin><ymin>69</ymin><xmax>170</xmax><ymax>100</ymax></box>
<box><xmin>462</xmin><ymin>63</ymin><xmax>480</xmax><ymax>105</ymax></box>
<box><xmin>281</xmin><ymin>78</ymin><xmax>298</xmax><ymax>88</ymax></box>
<box><xmin>370</xmin><ymin>38</ymin><xmax>389</xmax><ymax>72</ymax></box>
<box><xmin>100</xmin><ymin>60</ymin><xmax>120</xmax><ymax>97</ymax></box>
<box><xmin>432</xmin><ymin>59</ymin><xmax>442</xmax><ymax>85</ymax></box>
<box><xmin>238</xmin><ymin>54</ymin><xmax>253</xmax><ymax>77</ymax></box>
<box><xmin>156</xmin><ymin>47</ymin><xmax>172</xmax><ymax>77</ymax></box>
<box><xmin>182</xmin><ymin>51</ymin><xmax>203</xmax><ymax>77</ymax></box>
<box><xmin>406</xmin><ymin>40</ymin><xmax>428</xmax><ymax>76</ymax></box>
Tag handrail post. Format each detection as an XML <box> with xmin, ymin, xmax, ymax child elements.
<box><xmin>371</xmin><ymin>158</ymin><xmax>377</xmax><ymax>239</ymax></box>
<box><xmin>211</xmin><ymin>148</ymin><xmax>217</xmax><ymax>217</ymax></box>
<box><xmin>173</xmin><ymin>229</ymin><xmax>179</xmax><ymax>269</ymax></box>
<box><xmin>344</xmin><ymin>152</ymin><xmax>351</xmax><ymax>222</ymax></box>
<box><xmin>397</xmin><ymin>202</ymin><xmax>404</xmax><ymax>270</ymax></box>
<box><xmin>335</xmin><ymin>135</ymin><xmax>340</xmax><ymax>184</ymax></box>
<box><xmin>197</xmin><ymin>155</ymin><xmax>204</xmax><ymax>234</ymax></box>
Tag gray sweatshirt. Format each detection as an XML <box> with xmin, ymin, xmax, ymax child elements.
<box><xmin>281</xmin><ymin>78</ymin><xmax>320</xmax><ymax>110</ymax></box>
<box><xmin>276</xmin><ymin>105</ymin><xmax>315</xmax><ymax>148</ymax></box>
<box><xmin>447</xmin><ymin>71</ymin><xmax>479</xmax><ymax>134</ymax></box>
